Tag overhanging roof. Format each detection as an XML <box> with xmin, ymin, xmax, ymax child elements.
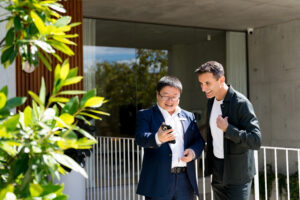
<box><xmin>82</xmin><ymin>0</ymin><xmax>300</xmax><ymax>31</ymax></box>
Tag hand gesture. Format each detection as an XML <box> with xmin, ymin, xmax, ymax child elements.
<box><xmin>216</xmin><ymin>115</ymin><xmax>228</xmax><ymax>132</ymax></box>
<box><xmin>180</xmin><ymin>149</ymin><xmax>194</xmax><ymax>163</ymax></box>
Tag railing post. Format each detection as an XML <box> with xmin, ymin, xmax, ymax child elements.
<box><xmin>254</xmin><ymin>150</ymin><xmax>260</xmax><ymax>200</ymax></box>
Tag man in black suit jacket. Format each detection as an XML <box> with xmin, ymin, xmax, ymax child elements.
<box><xmin>195</xmin><ymin>61</ymin><xmax>261</xmax><ymax>200</ymax></box>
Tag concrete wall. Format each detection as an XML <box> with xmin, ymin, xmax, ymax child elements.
<box><xmin>248</xmin><ymin>19</ymin><xmax>300</xmax><ymax>148</ymax></box>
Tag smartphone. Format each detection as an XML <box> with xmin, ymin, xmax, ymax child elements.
<box><xmin>161</xmin><ymin>124</ymin><xmax>176</xmax><ymax>144</ymax></box>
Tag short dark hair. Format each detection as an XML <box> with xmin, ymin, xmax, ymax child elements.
<box><xmin>194</xmin><ymin>61</ymin><xmax>224</xmax><ymax>79</ymax></box>
<box><xmin>156</xmin><ymin>76</ymin><xmax>182</xmax><ymax>93</ymax></box>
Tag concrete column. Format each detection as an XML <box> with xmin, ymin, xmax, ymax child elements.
<box><xmin>226</xmin><ymin>31</ymin><xmax>247</xmax><ymax>96</ymax></box>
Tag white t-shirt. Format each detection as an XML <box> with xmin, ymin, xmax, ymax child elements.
<box><xmin>209</xmin><ymin>98</ymin><xmax>224</xmax><ymax>159</ymax></box>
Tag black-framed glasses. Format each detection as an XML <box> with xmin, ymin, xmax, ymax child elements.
<box><xmin>159</xmin><ymin>93</ymin><xmax>180</xmax><ymax>101</ymax></box>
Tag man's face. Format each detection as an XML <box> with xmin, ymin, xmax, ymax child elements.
<box><xmin>156</xmin><ymin>86</ymin><xmax>180</xmax><ymax>114</ymax></box>
<box><xmin>198</xmin><ymin>72</ymin><xmax>224</xmax><ymax>99</ymax></box>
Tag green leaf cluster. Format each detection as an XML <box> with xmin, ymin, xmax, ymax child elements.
<box><xmin>0</xmin><ymin>0</ymin><xmax>79</xmax><ymax>71</ymax></box>
<box><xmin>0</xmin><ymin>60</ymin><xmax>108</xmax><ymax>199</ymax></box>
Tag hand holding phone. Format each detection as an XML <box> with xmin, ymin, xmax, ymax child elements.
<box><xmin>161</xmin><ymin>124</ymin><xmax>176</xmax><ymax>144</ymax></box>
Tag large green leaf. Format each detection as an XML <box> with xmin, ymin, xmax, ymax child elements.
<box><xmin>39</xmin><ymin>77</ymin><xmax>46</xmax><ymax>105</ymax></box>
<box><xmin>0</xmin><ymin>92</ymin><xmax>7</xmax><ymax>110</ymax></box>
<box><xmin>78</xmin><ymin>112</ymin><xmax>102</xmax><ymax>120</ymax></box>
<box><xmin>4</xmin><ymin>114</ymin><xmax>20</xmax><ymax>131</ymax></box>
<box><xmin>5</xmin><ymin>28</ymin><xmax>14</xmax><ymax>46</ymax></box>
<box><xmin>53</xmin><ymin>36</ymin><xmax>76</xmax><ymax>45</ymax></box>
<box><xmin>86</xmin><ymin>109</ymin><xmax>110</xmax><ymax>116</ymax></box>
<box><xmin>75</xmin><ymin>127</ymin><xmax>95</xmax><ymax>140</ymax></box>
<box><xmin>57</xmin><ymin>90</ymin><xmax>86</xmax><ymax>95</ymax></box>
<box><xmin>62</xmin><ymin>76</ymin><xmax>83</xmax><ymax>86</ymax></box>
<box><xmin>66</xmin><ymin>67</ymin><xmax>78</xmax><ymax>79</ymax></box>
<box><xmin>13</xmin><ymin>16</ymin><xmax>21</xmax><ymax>31</ymax></box>
<box><xmin>24</xmin><ymin>106</ymin><xmax>32</xmax><ymax>127</ymax></box>
<box><xmin>51</xmin><ymin>152</ymin><xmax>88</xmax><ymax>178</ymax></box>
<box><xmin>0</xmin><ymin>141</ymin><xmax>17</xmax><ymax>156</ymax></box>
<box><xmin>48</xmin><ymin>3</ymin><xmax>66</xmax><ymax>13</ymax></box>
<box><xmin>53</xmin><ymin>53</ymin><xmax>62</xmax><ymax>63</ymax></box>
<box><xmin>48</xmin><ymin>40</ymin><xmax>74</xmax><ymax>56</ymax></box>
<box><xmin>79</xmin><ymin>89</ymin><xmax>96</xmax><ymax>108</ymax></box>
<box><xmin>68</xmin><ymin>22</ymin><xmax>81</xmax><ymax>28</ymax></box>
<box><xmin>5</xmin><ymin>97</ymin><xmax>26</xmax><ymax>110</ymax></box>
<box><xmin>54</xmin><ymin>63</ymin><xmax>61</xmax><ymax>85</ymax></box>
<box><xmin>57</xmin><ymin>113</ymin><xmax>74</xmax><ymax>128</ymax></box>
<box><xmin>83</xmin><ymin>97</ymin><xmax>105</xmax><ymax>108</ymax></box>
<box><xmin>30</xmin><ymin>183</ymin><xmax>43</xmax><ymax>197</ymax></box>
<box><xmin>54</xmin><ymin>16</ymin><xmax>71</xmax><ymax>27</ymax></box>
<box><xmin>1</xmin><ymin>45</ymin><xmax>14</xmax><ymax>64</ymax></box>
<box><xmin>33</xmin><ymin>40</ymin><xmax>55</xmax><ymax>53</ymax></box>
<box><xmin>40</xmin><ymin>183</ymin><xmax>65</xmax><ymax>197</ymax></box>
<box><xmin>60</xmin><ymin>59</ymin><xmax>69</xmax><ymax>80</ymax></box>
<box><xmin>30</xmin><ymin>11</ymin><xmax>46</xmax><ymax>34</ymax></box>
<box><xmin>38</xmin><ymin>52</ymin><xmax>52</xmax><ymax>71</ymax></box>
<box><xmin>50</xmin><ymin>97</ymin><xmax>69</xmax><ymax>103</ymax></box>
<box><xmin>0</xmin><ymin>86</ymin><xmax>8</xmax><ymax>97</ymax></box>
<box><xmin>28</xmin><ymin>91</ymin><xmax>43</xmax><ymax>107</ymax></box>
<box><xmin>5</xmin><ymin>18</ymin><xmax>13</xmax><ymax>30</ymax></box>
<box><xmin>61</xmin><ymin>96</ymin><xmax>79</xmax><ymax>115</ymax></box>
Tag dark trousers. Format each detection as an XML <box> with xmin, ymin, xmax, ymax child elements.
<box><xmin>145</xmin><ymin>172</ymin><xmax>194</xmax><ymax>200</ymax></box>
<box><xmin>212</xmin><ymin>156</ymin><xmax>252</xmax><ymax>200</ymax></box>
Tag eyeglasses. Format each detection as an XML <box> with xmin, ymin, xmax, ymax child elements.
<box><xmin>159</xmin><ymin>93</ymin><xmax>180</xmax><ymax>101</ymax></box>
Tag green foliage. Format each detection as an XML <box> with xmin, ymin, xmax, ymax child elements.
<box><xmin>0</xmin><ymin>62</ymin><xmax>108</xmax><ymax>199</ymax></box>
<box><xmin>257</xmin><ymin>164</ymin><xmax>299</xmax><ymax>200</ymax></box>
<box><xmin>0</xmin><ymin>0</ymin><xmax>79</xmax><ymax>71</ymax></box>
<box><xmin>258</xmin><ymin>164</ymin><xmax>275</xmax><ymax>200</ymax></box>
<box><xmin>94</xmin><ymin>49</ymin><xmax>168</xmax><ymax>136</ymax></box>
<box><xmin>0</xmin><ymin>1</ymin><xmax>109</xmax><ymax>199</ymax></box>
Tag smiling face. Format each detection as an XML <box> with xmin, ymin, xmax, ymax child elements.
<box><xmin>198</xmin><ymin>72</ymin><xmax>225</xmax><ymax>100</ymax></box>
<box><xmin>156</xmin><ymin>86</ymin><xmax>180</xmax><ymax>115</ymax></box>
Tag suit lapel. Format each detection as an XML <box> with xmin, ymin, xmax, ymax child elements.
<box><xmin>153</xmin><ymin>105</ymin><xmax>165</xmax><ymax>129</ymax></box>
<box><xmin>178</xmin><ymin>112</ymin><xmax>188</xmax><ymax>134</ymax></box>
<box><xmin>178</xmin><ymin>111</ymin><xmax>189</xmax><ymax>148</ymax></box>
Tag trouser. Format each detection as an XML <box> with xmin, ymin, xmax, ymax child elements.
<box><xmin>145</xmin><ymin>171</ymin><xmax>195</xmax><ymax>200</ymax></box>
<box><xmin>211</xmin><ymin>156</ymin><xmax>252</xmax><ymax>200</ymax></box>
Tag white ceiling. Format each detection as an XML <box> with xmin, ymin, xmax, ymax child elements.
<box><xmin>82</xmin><ymin>0</ymin><xmax>300</xmax><ymax>31</ymax></box>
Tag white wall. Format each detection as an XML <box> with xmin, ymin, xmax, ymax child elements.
<box><xmin>56</xmin><ymin>171</ymin><xmax>86</xmax><ymax>200</ymax></box>
<box><xmin>0</xmin><ymin>8</ymin><xmax>16</xmax><ymax>100</ymax></box>
<box><xmin>248</xmin><ymin>19</ymin><xmax>300</xmax><ymax>149</ymax></box>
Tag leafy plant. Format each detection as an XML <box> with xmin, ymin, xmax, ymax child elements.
<box><xmin>0</xmin><ymin>0</ymin><xmax>79</xmax><ymax>71</ymax></box>
<box><xmin>0</xmin><ymin>0</ymin><xmax>109</xmax><ymax>199</ymax></box>
<box><xmin>256</xmin><ymin>164</ymin><xmax>299</xmax><ymax>200</ymax></box>
<box><xmin>0</xmin><ymin>60</ymin><xmax>108</xmax><ymax>199</ymax></box>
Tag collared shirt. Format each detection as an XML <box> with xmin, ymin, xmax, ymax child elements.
<box><xmin>155</xmin><ymin>104</ymin><xmax>187</xmax><ymax>168</ymax></box>
<box><xmin>209</xmin><ymin>98</ymin><xmax>224</xmax><ymax>159</ymax></box>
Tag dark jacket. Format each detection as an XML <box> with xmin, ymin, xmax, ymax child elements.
<box><xmin>135</xmin><ymin>105</ymin><xmax>205</xmax><ymax>198</ymax></box>
<box><xmin>204</xmin><ymin>86</ymin><xmax>261</xmax><ymax>185</ymax></box>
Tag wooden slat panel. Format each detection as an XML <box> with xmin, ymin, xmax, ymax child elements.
<box><xmin>16</xmin><ymin>0</ymin><xmax>83</xmax><ymax>110</ymax></box>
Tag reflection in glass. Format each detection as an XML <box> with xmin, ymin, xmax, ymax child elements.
<box><xmin>84</xmin><ymin>46</ymin><xmax>168</xmax><ymax>137</ymax></box>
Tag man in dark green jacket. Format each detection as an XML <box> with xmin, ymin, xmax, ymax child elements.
<box><xmin>195</xmin><ymin>61</ymin><xmax>261</xmax><ymax>200</ymax></box>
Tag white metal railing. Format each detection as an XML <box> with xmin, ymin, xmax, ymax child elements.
<box><xmin>85</xmin><ymin>137</ymin><xmax>300</xmax><ymax>200</ymax></box>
